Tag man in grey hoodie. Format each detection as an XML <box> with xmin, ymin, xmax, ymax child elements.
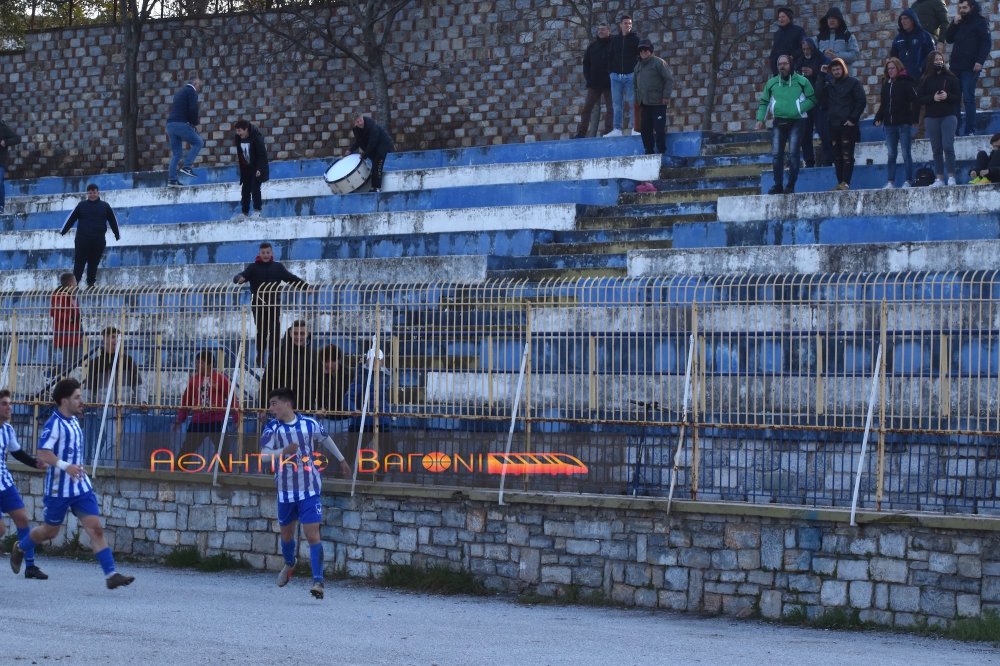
<box><xmin>633</xmin><ymin>39</ymin><xmax>673</xmax><ymax>154</ymax></box>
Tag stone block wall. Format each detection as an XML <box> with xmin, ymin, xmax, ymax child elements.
<box><xmin>0</xmin><ymin>1</ymin><xmax>998</xmax><ymax>178</ymax></box>
<box><xmin>10</xmin><ymin>469</ymin><xmax>1000</xmax><ymax>627</ymax></box>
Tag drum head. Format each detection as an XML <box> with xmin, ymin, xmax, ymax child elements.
<box><xmin>325</xmin><ymin>153</ymin><xmax>362</xmax><ymax>182</ymax></box>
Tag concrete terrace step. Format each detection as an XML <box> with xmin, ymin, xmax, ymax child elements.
<box><xmin>533</xmin><ymin>238</ymin><xmax>673</xmax><ymax>256</ymax></box>
<box><xmin>761</xmin><ymin>161</ymin><xmax>977</xmax><ymax>194</ymax></box>
<box><xmin>627</xmin><ymin>240</ymin><xmax>1000</xmax><ymax>277</ymax></box>
<box><xmin>618</xmin><ymin>186</ymin><xmax>758</xmax><ymax>205</ymax></box>
<box><xmin>703</xmin><ymin>141</ymin><xmax>770</xmax><ymax>156</ymax></box>
<box><xmin>660</xmin><ymin>164</ymin><xmax>767</xmax><ymax>180</ymax></box>
<box><xmin>3</xmin><ymin>204</ymin><xmax>579</xmax><ymax>254</ymax></box>
<box><xmin>716</xmin><ymin>186</ymin><xmax>1000</xmax><ymax>223</ymax></box>
<box><xmin>670</xmin><ymin>210</ymin><xmax>1000</xmax><ymax>250</ymax></box>
<box><xmin>382</xmin><ymin>154</ymin><xmax>661</xmax><ymax>192</ymax></box>
<box><xmin>576</xmin><ymin>213</ymin><xmax>714</xmax><ymax>231</ymax></box>
<box><xmin>853</xmin><ymin>135</ymin><xmax>986</xmax><ymax>164</ymax></box>
<box><xmin>650</xmin><ymin>175</ymin><xmax>761</xmax><ymax>192</ymax></box>
<box><xmin>0</xmin><ymin>256</ymin><xmax>489</xmax><ymax>292</ymax></box>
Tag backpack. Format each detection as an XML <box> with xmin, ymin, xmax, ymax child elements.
<box><xmin>913</xmin><ymin>166</ymin><xmax>935</xmax><ymax>187</ymax></box>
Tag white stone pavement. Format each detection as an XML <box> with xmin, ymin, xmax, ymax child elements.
<box><xmin>3</xmin><ymin>558</ymin><xmax>996</xmax><ymax>666</ymax></box>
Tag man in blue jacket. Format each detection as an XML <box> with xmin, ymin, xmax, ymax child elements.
<box><xmin>166</xmin><ymin>76</ymin><xmax>204</xmax><ymax>186</ymax></box>
<box><xmin>945</xmin><ymin>0</ymin><xmax>992</xmax><ymax>136</ymax></box>
<box><xmin>59</xmin><ymin>184</ymin><xmax>121</xmax><ymax>289</ymax></box>
<box><xmin>890</xmin><ymin>9</ymin><xmax>935</xmax><ymax>79</ymax></box>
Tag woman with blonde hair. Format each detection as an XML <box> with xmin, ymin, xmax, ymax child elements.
<box><xmin>874</xmin><ymin>57</ymin><xmax>919</xmax><ymax>188</ymax></box>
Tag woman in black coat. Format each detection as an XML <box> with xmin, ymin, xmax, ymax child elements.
<box><xmin>917</xmin><ymin>51</ymin><xmax>961</xmax><ymax>186</ymax></box>
<box><xmin>873</xmin><ymin>57</ymin><xmax>919</xmax><ymax>188</ymax></box>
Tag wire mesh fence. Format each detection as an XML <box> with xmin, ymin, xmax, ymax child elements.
<box><xmin>1</xmin><ymin>272</ymin><xmax>998</xmax><ymax>513</ymax></box>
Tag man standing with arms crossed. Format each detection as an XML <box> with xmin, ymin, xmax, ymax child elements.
<box><xmin>0</xmin><ymin>390</ymin><xmax>49</xmax><ymax>580</ymax></box>
<box><xmin>10</xmin><ymin>379</ymin><xmax>135</xmax><ymax>589</ymax></box>
<box><xmin>261</xmin><ymin>387</ymin><xmax>351</xmax><ymax>600</ymax></box>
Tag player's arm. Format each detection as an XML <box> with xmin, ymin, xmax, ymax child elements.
<box><xmin>36</xmin><ymin>449</ymin><xmax>84</xmax><ymax>479</ymax></box>
<box><xmin>11</xmin><ymin>449</ymin><xmax>45</xmax><ymax>470</ymax></box>
<box><xmin>319</xmin><ymin>435</ymin><xmax>351</xmax><ymax>476</ymax></box>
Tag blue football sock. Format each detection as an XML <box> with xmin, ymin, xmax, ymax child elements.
<box><xmin>16</xmin><ymin>527</ymin><xmax>35</xmax><ymax>567</ymax></box>
<box><xmin>95</xmin><ymin>547</ymin><xmax>116</xmax><ymax>576</ymax></box>
<box><xmin>309</xmin><ymin>542</ymin><xmax>324</xmax><ymax>583</ymax></box>
<box><xmin>281</xmin><ymin>539</ymin><xmax>296</xmax><ymax>566</ymax></box>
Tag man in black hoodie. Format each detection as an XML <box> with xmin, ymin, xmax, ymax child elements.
<box><xmin>349</xmin><ymin>115</ymin><xmax>394</xmax><ymax>192</ymax></box>
<box><xmin>769</xmin><ymin>7</ymin><xmax>806</xmax><ymax>76</ymax></box>
<box><xmin>233</xmin><ymin>120</ymin><xmax>270</xmax><ymax>219</ymax></box>
<box><xmin>606</xmin><ymin>14</ymin><xmax>640</xmax><ymax>137</ymax></box>
<box><xmin>234</xmin><ymin>242</ymin><xmax>306</xmax><ymax>364</ymax></box>
<box><xmin>574</xmin><ymin>23</ymin><xmax>613</xmax><ymax>138</ymax></box>
<box><xmin>59</xmin><ymin>184</ymin><xmax>121</xmax><ymax>288</ymax></box>
<box><xmin>0</xmin><ymin>117</ymin><xmax>21</xmax><ymax>215</ymax></box>
<box><xmin>945</xmin><ymin>0</ymin><xmax>992</xmax><ymax>136</ymax></box>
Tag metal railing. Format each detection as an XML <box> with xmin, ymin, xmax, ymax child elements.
<box><xmin>2</xmin><ymin>272</ymin><xmax>998</xmax><ymax>513</ymax></box>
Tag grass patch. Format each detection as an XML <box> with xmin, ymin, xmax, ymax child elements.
<box><xmin>519</xmin><ymin>584</ymin><xmax>618</xmax><ymax>607</ymax></box>
<box><xmin>41</xmin><ymin>532</ymin><xmax>91</xmax><ymax>561</ymax></box>
<box><xmin>163</xmin><ymin>547</ymin><xmax>249</xmax><ymax>572</ymax></box>
<box><xmin>164</xmin><ymin>546</ymin><xmax>202</xmax><ymax>568</ymax></box>
<box><xmin>778</xmin><ymin>605</ymin><xmax>1000</xmax><ymax>645</ymax></box>
<box><xmin>1</xmin><ymin>533</ymin><xmax>16</xmax><ymax>553</ymax></box>
<box><xmin>937</xmin><ymin>610</ymin><xmax>1000</xmax><ymax>643</ymax></box>
<box><xmin>377</xmin><ymin>563</ymin><xmax>487</xmax><ymax>596</ymax></box>
<box><xmin>197</xmin><ymin>552</ymin><xmax>250</xmax><ymax>572</ymax></box>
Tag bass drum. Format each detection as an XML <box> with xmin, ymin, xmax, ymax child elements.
<box><xmin>324</xmin><ymin>154</ymin><xmax>372</xmax><ymax>195</ymax></box>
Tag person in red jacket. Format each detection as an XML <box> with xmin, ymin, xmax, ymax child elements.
<box><xmin>172</xmin><ymin>350</ymin><xmax>240</xmax><ymax>457</ymax></box>
<box><xmin>49</xmin><ymin>273</ymin><xmax>83</xmax><ymax>382</ymax></box>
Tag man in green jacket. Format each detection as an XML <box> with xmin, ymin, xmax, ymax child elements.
<box><xmin>633</xmin><ymin>39</ymin><xmax>674</xmax><ymax>154</ymax></box>
<box><xmin>756</xmin><ymin>54</ymin><xmax>816</xmax><ymax>194</ymax></box>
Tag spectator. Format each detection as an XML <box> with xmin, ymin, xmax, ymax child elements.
<box><xmin>944</xmin><ymin>0</ymin><xmax>991</xmax><ymax>136</ymax></box>
<box><xmin>794</xmin><ymin>37</ymin><xmax>830</xmax><ymax>167</ymax></box>
<box><xmin>911</xmin><ymin>0</ymin><xmax>949</xmax><ymax>41</ymax></box>
<box><xmin>233</xmin><ymin>242</ymin><xmax>306</xmax><ymax>365</ymax></box>
<box><xmin>890</xmin><ymin>9</ymin><xmax>936</xmax><ymax>79</ymax></box>
<box><xmin>769</xmin><ymin>7</ymin><xmax>806</xmax><ymax>76</ymax></box>
<box><xmin>49</xmin><ymin>273</ymin><xmax>83</xmax><ymax>382</ymax></box>
<box><xmin>260</xmin><ymin>320</ymin><xmax>319</xmax><ymax>413</ymax></box>
<box><xmin>232</xmin><ymin>120</ymin><xmax>270</xmax><ymax>220</ymax></box>
<box><xmin>918</xmin><ymin>50</ymin><xmax>961</xmax><ymax>186</ymax></box>
<box><xmin>59</xmin><ymin>184</ymin><xmax>121</xmax><ymax>289</ymax></box>
<box><xmin>816</xmin><ymin>8</ymin><xmax>860</xmax><ymax>65</ymax></box>
<box><xmin>574</xmin><ymin>23</ymin><xmax>614</xmax><ymax>139</ymax></box>
<box><xmin>172</xmin><ymin>350</ymin><xmax>240</xmax><ymax>457</ymax></box>
<box><xmin>818</xmin><ymin>58</ymin><xmax>866</xmax><ymax>191</ymax></box>
<box><xmin>349</xmin><ymin>114</ymin><xmax>394</xmax><ymax>192</ymax></box>
<box><xmin>84</xmin><ymin>326</ymin><xmax>147</xmax><ymax>405</ymax></box>
<box><xmin>632</xmin><ymin>40</ymin><xmax>673</xmax><ymax>155</ymax></box>
<box><xmin>756</xmin><ymin>54</ymin><xmax>817</xmax><ymax>194</ymax></box>
<box><xmin>0</xmin><ymin>116</ymin><xmax>21</xmax><ymax>215</ymax></box>
<box><xmin>874</xmin><ymin>57</ymin><xmax>920</xmax><ymax>189</ymax></box>
<box><xmin>606</xmin><ymin>14</ymin><xmax>640</xmax><ymax>137</ymax></box>
<box><xmin>969</xmin><ymin>133</ymin><xmax>1000</xmax><ymax>184</ymax></box>
<box><xmin>166</xmin><ymin>76</ymin><xmax>204</xmax><ymax>187</ymax></box>
<box><xmin>316</xmin><ymin>344</ymin><xmax>353</xmax><ymax>438</ymax></box>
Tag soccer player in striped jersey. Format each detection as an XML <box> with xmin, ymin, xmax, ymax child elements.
<box><xmin>0</xmin><ymin>390</ymin><xmax>49</xmax><ymax>580</ymax></box>
<box><xmin>10</xmin><ymin>379</ymin><xmax>134</xmax><ymax>589</ymax></box>
<box><xmin>261</xmin><ymin>387</ymin><xmax>350</xmax><ymax>600</ymax></box>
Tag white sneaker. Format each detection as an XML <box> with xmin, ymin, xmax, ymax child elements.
<box><xmin>250</xmin><ymin>210</ymin><xmax>263</xmax><ymax>219</ymax></box>
<box><xmin>603</xmin><ymin>129</ymin><xmax>623</xmax><ymax>138</ymax></box>
<box><xmin>928</xmin><ymin>179</ymin><xmax>945</xmax><ymax>188</ymax></box>
<box><xmin>230</xmin><ymin>213</ymin><xmax>247</xmax><ymax>222</ymax></box>
<box><xmin>622</xmin><ymin>128</ymin><xmax>633</xmax><ymax>136</ymax></box>
<box><xmin>882</xmin><ymin>182</ymin><xmax>895</xmax><ymax>190</ymax></box>
<box><xmin>947</xmin><ymin>177</ymin><xmax>957</xmax><ymax>186</ymax></box>
<box><xmin>902</xmin><ymin>181</ymin><xmax>912</xmax><ymax>188</ymax></box>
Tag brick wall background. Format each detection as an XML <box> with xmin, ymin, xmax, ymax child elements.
<box><xmin>0</xmin><ymin>0</ymin><xmax>996</xmax><ymax>178</ymax></box>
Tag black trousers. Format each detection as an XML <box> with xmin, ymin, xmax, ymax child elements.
<box><xmin>830</xmin><ymin>123</ymin><xmax>860</xmax><ymax>185</ymax></box>
<box><xmin>180</xmin><ymin>421</ymin><xmax>229</xmax><ymax>457</ymax></box>
<box><xmin>240</xmin><ymin>169</ymin><xmax>262</xmax><ymax>214</ymax></box>
<box><xmin>370</xmin><ymin>155</ymin><xmax>387</xmax><ymax>190</ymax></box>
<box><xmin>251</xmin><ymin>299</ymin><xmax>281</xmax><ymax>365</ymax></box>
<box><xmin>639</xmin><ymin>103</ymin><xmax>667</xmax><ymax>155</ymax></box>
<box><xmin>575</xmin><ymin>87</ymin><xmax>612</xmax><ymax>137</ymax></box>
<box><xmin>73</xmin><ymin>236</ymin><xmax>106</xmax><ymax>287</ymax></box>
<box><xmin>974</xmin><ymin>150</ymin><xmax>1000</xmax><ymax>182</ymax></box>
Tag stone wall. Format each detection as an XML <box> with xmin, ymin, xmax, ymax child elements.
<box><xmin>10</xmin><ymin>468</ymin><xmax>1000</xmax><ymax>627</ymax></box>
<box><xmin>0</xmin><ymin>0</ymin><xmax>998</xmax><ymax>178</ymax></box>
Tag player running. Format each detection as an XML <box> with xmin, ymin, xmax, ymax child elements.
<box><xmin>10</xmin><ymin>379</ymin><xmax>134</xmax><ymax>589</ymax></box>
<box><xmin>261</xmin><ymin>387</ymin><xmax>350</xmax><ymax>600</ymax></box>
<box><xmin>0</xmin><ymin>389</ymin><xmax>49</xmax><ymax>580</ymax></box>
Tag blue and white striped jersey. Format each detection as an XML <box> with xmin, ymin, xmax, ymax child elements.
<box><xmin>260</xmin><ymin>414</ymin><xmax>329</xmax><ymax>503</ymax></box>
<box><xmin>0</xmin><ymin>422</ymin><xmax>23</xmax><ymax>492</ymax></box>
<box><xmin>39</xmin><ymin>411</ymin><xmax>93</xmax><ymax>498</ymax></box>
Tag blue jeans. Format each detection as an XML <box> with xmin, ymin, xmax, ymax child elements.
<box><xmin>958</xmin><ymin>70</ymin><xmax>980</xmax><ymax>136</ymax></box>
<box><xmin>0</xmin><ymin>165</ymin><xmax>6</xmax><ymax>211</ymax></box>
<box><xmin>771</xmin><ymin>119</ymin><xmax>803</xmax><ymax>189</ymax></box>
<box><xmin>926</xmin><ymin>115</ymin><xmax>957</xmax><ymax>177</ymax></box>
<box><xmin>609</xmin><ymin>73</ymin><xmax>635</xmax><ymax>131</ymax></box>
<box><xmin>884</xmin><ymin>124</ymin><xmax>913</xmax><ymax>184</ymax></box>
<box><xmin>166</xmin><ymin>121</ymin><xmax>204</xmax><ymax>180</ymax></box>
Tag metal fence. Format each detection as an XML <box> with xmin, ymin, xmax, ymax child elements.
<box><xmin>1</xmin><ymin>272</ymin><xmax>998</xmax><ymax>513</ymax></box>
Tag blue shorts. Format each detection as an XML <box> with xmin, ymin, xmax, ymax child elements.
<box><xmin>43</xmin><ymin>491</ymin><xmax>101</xmax><ymax>526</ymax></box>
<box><xmin>277</xmin><ymin>495</ymin><xmax>322</xmax><ymax>527</ymax></box>
<box><xmin>0</xmin><ymin>485</ymin><xmax>25</xmax><ymax>514</ymax></box>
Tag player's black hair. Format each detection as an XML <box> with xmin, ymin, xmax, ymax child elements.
<box><xmin>268</xmin><ymin>387</ymin><xmax>296</xmax><ymax>407</ymax></box>
<box><xmin>0</xmin><ymin>389</ymin><xmax>11</xmax><ymax>401</ymax></box>
<box><xmin>53</xmin><ymin>378</ymin><xmax>81</xmax><ymax>405</ymax></box>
